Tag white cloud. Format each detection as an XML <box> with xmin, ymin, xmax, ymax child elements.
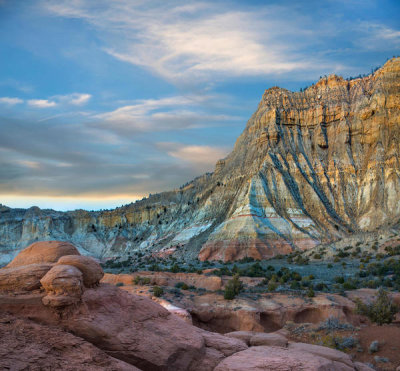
<box><xmin>158</xmin><ymin>142</ymin><xmax>229</xmax><ymax>169</ymax></box>
<box><xmin>16</xmin><ymin>160</ymin><xmax>41</xmax><ymax>169</ymax></box>
<box><xmin>42</xmin><ymin>1</ymin><xmax>326</xmax><ymax>84</ymax></box>
<box><xmin>359</xmin><ymin>23</ymin><xmax>400</xmax><ymax>50</ymax></box>
<box><xmin>26</xmin><ymin>93</ymin><xmax>91</xmax><ymax>109</ymax></box>
<box><xmin>27</xmin><ymin>99</ymin><xmax>57</xmax><ymax>108</ymax></box>
<box><xmin>93</xmin><ymin>95</ymin><xmax>240</xmax><ymax>133</ymax></box>
<box><xmin>0</xmin><ymin>97</ymin><xmax>23</xmax><ymax>105</ymax></box>
<box><xmin>56</xmin><ymin>93</ymin><xmax>92</xmax><ymax>105</ymax></box>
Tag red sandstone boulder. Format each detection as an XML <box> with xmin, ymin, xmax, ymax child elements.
<box><xmin>0</xmin><ymin>263</ymin><xmax>53</xmax><ymax>292</ymax></box>
<box><xmin>62</xmin><ymin>284</ymin><xmax>206</xmax><ymax>370</ymax></box>
<box><xmin>224</xmin><ymin>331</ymin><xmax>257</xmax><ymax>345</ymax></box>
<box><xmin>40</xmin><ymin>264</ymin><xmax>84</xmax><ymax>307</ymax></box>
<box><xmin>7</xmin><ymin>241</ymin><xmax>79</xmax><ymax>268</ymax></box>
<box><xmin>249</xmin><ymin>332</ymin><xmax>288</xmax><ymax>347</ymax></box>
<box><xmin>57</xmin><ymin>255</ymin><xmax>104</xmax><ymax>287</ymax></box>
<box><xmin>214</xmin><ymin>345</ymin><xmax>357</xmax><ymax>371</ymax></box>
<box><xmin>0</xmin><ymin>315</ymin><xmax>139</xmax><ymax>371</ymax></box>
<box><xmin>288</xmin><ymin>343</ymin><xmax>354</xmax><ymax>368</ymax></box>
<box><xmin>194</xmin><ymin>347</ymin><xmax>225</xmax><ymax>371</ymax></box>
<box><xmin>200</xmin><ymin>330</ymin><xmax>248</xmax><ymax>356</ymax></box>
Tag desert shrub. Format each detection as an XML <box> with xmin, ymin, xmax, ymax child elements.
<box><xmin>215</xmin><ymin>266</ymin><xmax>232</xmax><ymax>276</ymax></box>
<box><xmin>313</xmin><ymin>254</ymin><xmax>322</xmax><ymax>259</ymax></box>
<box><xmin>317</xmin><ymin>316</ymin><xmax>353</xmax><ymax>331</ymax></box>
<box><xmin>170</xmin><ymin>263</ymin><xmax>183</xmax><ymax>273</ymax></box>
<box><xmin>224</xmin><ymin>274</ymin><xmax>243</xmax><ymax>300</ymax></box>
<box><xmin>334</xmin><ymin>276</ymin><xmax>345</xmax><ymax>284</ymax></box>
<box><xmin>355</xmin><ymin>288</ymin><xmax>398</xmax><ymax>325</ymax></box>
<box><xmin>244</xmin><ymin>262</ymin><xmax>266</xmax><ymax>277</ymax></box>
<box><xmin>149</xmin><ymin>263</ymin><xmax>161</xmax><ymax>271</ymax></box>
<box><xmin>133</xmin><ymin>276</ymin><xmax>151</xmax><ymax>285</ymax></box>
<box><xmin>153</xmin><ymin>286</ymin><xmax>164</xmax><ymax>297</ymax></box>
<box><xmin>307</xmin><ymin>287</ymin><xmax>315</xmax><ymax>297</ymax></box>
<box><xmin>267</xmin><ymin>280</ymin><xmax>278</xmax><ymax>292</ymax></box>
<box><xmin>343</xmin><ymin>281</ymin><xmax>357</xmax><ymax>290</ymax></box>
<box><xmin>116</xmin><ymin>282</ymin><xmax>124</xmax><ymax>287</ymax></box>
<box><xmin>238</xmin><ymin>257</ymin><xmax>255</xmax><ymax>263</ymax></box>
<box><xmin>385</xmin><ymin>245</ymin><xmax>400</xmax><ymax>256</ymax></box>
<box><xmin>294</xmin><ymin>255</ymin><xmax>309</xmax><ymax>265</ymax></box>
<box><xmin>316</xmin><ymin>334</ymin><xmax>357</xmax><ymax>350</ymax></box>
<box><xmin>314</xmin><ymin>282</ymin><xmax>327</xmax><ymax>291</ymax></box>
<box><xmin>336</xmin><ymin>250</ymin><xmax>349</xmax><ymax>258</ymax></box>
<box><xmin>290</xmin><ymin>281</ymin><xmax>301</xmax><ymax>290</ymax></box>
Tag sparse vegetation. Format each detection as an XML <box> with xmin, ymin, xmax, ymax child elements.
<box><xmin>133</xmin><ymin>276</ymin><xmax>151</xmax><ymax>285</ymax></box>
<box><xmin>224</xmin><ymin>274</ymin><xmax>243</xmax><ymax>300</ymax></box>
<box><xmin>153</xmin><ymin>286</ymin><xmax>164</xmax><ymax>297</ymax></box>
<box><xmin>355</xmin><ymin>288</ymin><xmax>398</xmax><ymax>325</ymax></box>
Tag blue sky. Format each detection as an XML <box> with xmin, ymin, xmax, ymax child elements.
<box><xmin>0</xmin><ymin>0</ymin><xmax>399</xmax><ymax>211</ymax></box>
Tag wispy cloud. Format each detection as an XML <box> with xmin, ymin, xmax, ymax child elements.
<box><xmin>42</xmin><ymin>0</ymin><xmax>336</xmax><ymax>84</ymax></box>
<box><xmin>24</xmin><ymin>93</ymin><xmax>92</xmax><ymax>109</ymax></box>
<box><xmin>359</xmin><ymin>23</ymin><xmax>400</xmax><ymax>50</ymax></box>
<box><xmin>55</xmin><ymin>93</ymin><xmax>92</xmax><ymax>105</ymax></box>
<box><xmin>0</xmin><ymin>97</ymin><xmax>23</xmax><ymax>105</ymax></box>
<box><xmin>158</xmin><ymin>142</ymin><xmax>229</xmax><ymax>171</ymax></box>
<box><xmin>27</xmin><ymin>99</ymin><xmax>57</xmax><ymax>108</ymax></box>
<box><xmin>93</xmin><ymin>95</ymin><xmax>240</xmax><ymax>133</ymax></box>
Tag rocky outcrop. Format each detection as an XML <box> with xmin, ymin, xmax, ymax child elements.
<box><xmin>57</xmin><ymin>255</ymin><xmax>104</xmax><ymax>287</ymax></box>
<box><xmin>102</xmin><ymin>271</ymin><xmax>223</xmax><ymax>291</ymax></box>
<box><xmin>103</xmin><ymin>272</ymin><xmax>361</xmax><ymax>334</ymax></box>
<box><xmin>0</xmin><ymin>241</ymin><xmax>373</xmax><ymax>370</ymax></box>
<box><xmin>214</xmin><ymin>344</ymin><xmax>368</xmax><ymax>371</ymax></box>
<box><xmin>0</xmin><ymin>314</ymin><xmax>139</xmax><ymax>371</ymax></box>
<box><xmin>6</xmin><ymin>240</ymin><xmax>79</xmax><ymax>267</ymax></box>
<box><xmin>1</xmin><ymin>58</ymin><xmax>400</xmax><ymax>263</ymax></box>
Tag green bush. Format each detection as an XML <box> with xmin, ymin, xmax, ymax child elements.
<box><xmin>153</xmin><ymin>286</ymin><xmax>164</xmax><ymax>297</ymax></box>
<box><xmin>116</xmin><ymin>282</ymin><xmax>124</xmax><ymax>287</ymax></box>
<box><xmin>267</xmin><ymin>281</ymin><xmax>278</xmax><ymax>292</ymax></box>
<box><xmin>334</xmin><ymin>276</ymin><xmax>345</xmax><ymax>284</ymax></box>
<box><xmin>224</xmin><ymin>274</ymin><xmax>243</xmax><ymax>300</ymax></box>
<box><xmin>307</xmin><ymin>287</ymin><xmax>315</xmax><ymax>297</ymax></box>
<box><xmin>174</xmin><ymin>282</ymin><xmax>189</xmax><ymax>290</ymax></box>
<box><xmin>355</xmin><ymin>288</ymin><xmax>398</xmax><ymax>325</ymax></box>
<box><xmin>133</xmin><ymin>276</ymin><xmax>151</xmax><ymax>285</ymax></box>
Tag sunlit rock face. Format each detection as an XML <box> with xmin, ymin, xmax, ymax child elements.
<box><xmin>1</xmin><ymin>58</ymin><xmax>400</xmax><ymax>262</ymax></box>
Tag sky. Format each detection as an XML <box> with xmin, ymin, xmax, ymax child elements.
<box><xmin>0</xmin><ymin>0</ymin><xmax>399</xmax><ymax>211</ymax></box>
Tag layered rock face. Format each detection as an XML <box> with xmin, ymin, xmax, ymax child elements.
<box><xmin>1</xmin><ymin>58</ymin><xmax>399</xmax><ymax>262</ymax></box>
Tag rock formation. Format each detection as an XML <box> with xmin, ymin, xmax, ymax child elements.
<box><xmin>102</xmin><ymin>271</ymin><xmax>363</xmax><ymax>333</ymax></box>
<box><xmin>1</xmin><ymin>58</ymin><xmax>399</xmax><ymax>263</ymax></box>
<box><xmin>0</xmin><ymin>241</ymin><xmax>373</xmax><ymax>370</ymax></box>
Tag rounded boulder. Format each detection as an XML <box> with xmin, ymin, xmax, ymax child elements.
<box><xmin>40</xmin><ymin>264</ymin><xmax>83</xmax><ymax>307</ymax></box>
<box><xmin>57</xmin><ymin>255</ymin><xmax>104</xmax><ymax>287</ymax></box>
<box><xmin>7</xmin><ymin>241</ymin><xmax>80</xmax><ymax>268</ymax></box>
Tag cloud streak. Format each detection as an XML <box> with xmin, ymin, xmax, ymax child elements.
<box><xmin>93</xmin><ymin>94</ymin><xmax>242</xmax><ymax>134</ymax></box>
<box><xmin>27</xmin><ymin>99</ymin><xmax>57</xmax><ymax>108</ymax></box>
<box><xmin>0</xmin><ymin>97</ymin><xmax>23</xmax><ymax>105</ymax></box>
<box><xmin>158</xmin><ymin>142</ymin><xmax>230</xmax><ymax>172</ymax></box>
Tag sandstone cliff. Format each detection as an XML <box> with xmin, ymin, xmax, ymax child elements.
<box><xmin>1</xmin><ymin>58</ymin><xmax>399</xmax><ymax>263</ymax></box>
